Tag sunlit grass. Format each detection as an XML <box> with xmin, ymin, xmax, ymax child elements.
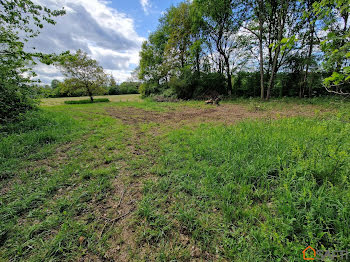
<box><xmin>40</xmin><ymin>94</ymin><xmax>141</xmax><ymax>106</ymax></box>
<box><xmin>139</xmin><ymin>115</ymin><xmax>350</xmax><ymax>261</ymax></box>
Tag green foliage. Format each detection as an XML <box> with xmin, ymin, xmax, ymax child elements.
<box><xmin>108</xmin><ymin>85</ymin><xmax>120</xmax><ymax>95</ymax></box>
<box><xmin>233</xmin><ymin>72</ymin><xmax>326</xmax><ymax>97</ymax></box>
<box><xmin>108</xmin><ymin>76</ymin><xmax>119</xmax><ymax>95</ymax></box>
<box><xmin>313</xmin><ymin>0</ymin><xmax>350</xmax><ymax>93</ymax></box>
<box><xmin>64</xmin><ymin>99</ymin><xmax>110</xmax><ymax>104</ymax></box>
<box><xmin>119</xmin><ymin>82</ymin><xmax>140</xmax><ymax>94</ymax></box>
<box><xmin>0</xmin><ymin>79</ymin><xmax>37</xmax><ymax>124</ymax></box>
<box><xmin>57</xmin><ymin>50</ymin><xmax>108</xmax><ymax>101</ymax></box>
<box><xmin>168</xmin><ymin>68</ymin><xmax>198</xmax><ymax>99</ymax></box>
<box><xmin>195</xmin><ymin>72</ymin><xmax>227</xmax><ymax>98</ymax></box>
<box><xmin>168</xmin><ymin>69</ymin><xmax>227</xmax><ymax>99</ymax></box>
<box><xmin>138</xmin><ymin>0</ymin><xmax>349</xmax><ymax>99</ymax></box>
<box><xmin>139</xmin><ymin>82</ymin><xmax>163</xmax><ymax>98</ymax></box>
<box><xmin>0</xmin><ymin>1</ymin><xmax>66</xmax><ymax>122</ymax></box>
<box><xmin>51</xmin><ymin>79</ymin><xmax>60</xmax><ymax>90</ymax></box>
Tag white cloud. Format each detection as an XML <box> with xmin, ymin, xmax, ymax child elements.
<box><xmin>140</xmin><ymin>0</ymin><xmax>151</xmax><ymax>15</ymax></box>
<box><xmin>30</xmin><ymin>0</ymin><xmax>145</xmax><ymax>84</ymax></box>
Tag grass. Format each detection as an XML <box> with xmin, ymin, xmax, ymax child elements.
<box><xmin>140</xmin><ymin>116</ymin><xmax>350</xmax><ymax>261</ymax></box>
<box><xmin>64</xmin><ymin>98</ymin><xmax>110</xmax><ymax>104</ymax></box>
<box><xmin>0</xmin><ymin>96</ymin><xmax>349</xmax><ymax>261</ymax></box>
<box><xmin>40</xmin><ymin>94</ymin><xmax>141</xmax><ymax>106</ymax></box>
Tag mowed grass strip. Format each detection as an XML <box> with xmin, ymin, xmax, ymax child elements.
<box><xmin>0</xmin><ymin>106</ymin><xmax>130</xmax><ymax>261</ymax></box>
<box><xmin>138</xmin><ymin>115</ymin><xmax>350</xmax><ymax>261</ymax></box>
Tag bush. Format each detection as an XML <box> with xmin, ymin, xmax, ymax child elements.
<box><xmin>0</xmin><ymin>83</ymin><xmax>37</xmax><ymax>124</ymax></box>
<box><xmin>139</xmin><ymin>82</ymin><xmax>161</xmax><ymax>98</ymax></box>
<box><xmin>119</xmin><ymin>82</ymin><xmax>140</xmax><ymax>94</ymax></box>
<box><xmin>108</xmin><ymin>86</ymin><xmax>120</xmax><ymax>95</ymax></box>
<box><xmin>196</xmin><ymin>72</ymin><xmax>227</xmax><ymax>98</ymax></box>
<box><xmin>232</xmin><ymin>71</ymin><xmax>327</xmax><ymax>97</ymax></box>
<box><xmin>168</xmin><ymin>69</ymin><xmax>227</xmax><ymax>99</ymax></box>
<box><xmin>64</xmin><ymin>98</ymin><xmax>110</xmax><ymax>104</ymax></box>
<box><xmin>169</xmin><ymin>67</ymin><xmax>198</xmax><ymax>99</ymax></box>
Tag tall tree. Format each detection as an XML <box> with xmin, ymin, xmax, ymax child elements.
<box><xmin>196</xmin><ymin>0</ymin><xmax>247</xmax><ymax>95</ymax></box>
<box><xmin>244</xmin><ymin>0</ymin><xmax>267</xmax><ymax>99</ymax></box>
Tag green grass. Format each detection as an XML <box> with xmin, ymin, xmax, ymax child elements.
<box><xmin>40</xmin><ymin>94</ymin><xmax>141</xmax><ymax>106</ymax></box>
<box><xmin>139</xmin><ymin>114</ymin><xmax>350</xmax><ymax>261</ymax></box>
<box><xmin>0</xmin><ymin>110</ymin><xmax>80</xmax><ymax>179</ymax></box>
<box><xmin>64</xmin><ymin>98</ymin><xmax>110</xmax><ymax>104</ymax></box>
<box><xmin>1</xmin><ymin>97</ymin><xmax>349</xmax><ymax>261</ymax></box>
<box><xmin>0</xmin><ymin>106</ymin><xmax>129</xmax><ymax>261</ymax></box>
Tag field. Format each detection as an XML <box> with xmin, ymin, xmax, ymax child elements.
<box><xmin>1</xmin><ymin>95</ymin><xmax>350</xmax><ymax>261</ymax></box>
<box><xmin>40</xmin><ymin>94</ymin><xmax>142</xmax><ymax>107</ymax></box>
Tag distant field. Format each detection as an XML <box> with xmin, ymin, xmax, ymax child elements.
<box><xmin>1</xmin><ymin>97</ymin><xmax>349</xmax><ymax>261</ymax></box>
<box><xmin>40</xmin><ymin>94</ymin><xmax>141</xmax><ymax>106</ymax></box>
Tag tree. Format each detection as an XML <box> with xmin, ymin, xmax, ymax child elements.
<box><xmin>109</xmin><ymin>75</ymin><xmax>117</xmax><ymax>88</ymax></box>
<box><xmin>51</xmin><ymin>79</ymin><xmax>60</xmax><ymax>89</ymax></box>
<box><xmin>313</xmin><ymin>0</ymin><xmax>350</xmax><ymax>95</ymax></box>
<box><xmin>244</xmin><ymin>0</ymin><xmax>267</xmax><ymax>99</ymax></box>
<box><xmin>0</xmin><ymin>0</ymin><xmax>65</xmax><ymax>123</ymax></box>
<box><xmin>164</xmin><ymin>3</ymin><xmax>192</xmax><ymax>69</ymax></box>
<box><xmin>139</xmin><ymin>27</ymin><xmax>169</xmax><ymax>86</ymax></box>
<box><xmin>196</xmin><ymin>0</ymin><xmax>247</xmax><ymax>95</ymax></box>
<box><xmin>57</xmin><ymin>50</ymin><xmax>108</xmax><ymax>102</ymax></box>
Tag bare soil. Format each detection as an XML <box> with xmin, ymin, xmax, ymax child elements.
<box><xmin>106</xmin><ymin>103</ymin><xmax>323</xmax><ymax>127</ymax></box>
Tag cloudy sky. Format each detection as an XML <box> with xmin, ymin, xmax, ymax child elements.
<box><xmin>30</xmin><ymin>0</ymin><xmax>182</xmax><ymax>84</ymax></box>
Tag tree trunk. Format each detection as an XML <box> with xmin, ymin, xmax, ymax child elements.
<box><xmin>259</xmin><ymin>12</ymin><xmax>264</xmax><ymax>100</ymax></box>
<box><xmin>86</xmin><ymin>84</ymin><xmax>94</xmax><ymax>103</ymax></box>
<box><xmin>267</xmin><ymin>47</ymin><xmax>280</xmax><ymax>100</ymax></box>
<box><xmin>224</xmin><ymin>56</ymin><xmax>232</xmax><ymax>95</ymax></box>
<box><xmin>266</xmin><ymin>2</ymin><xmax>287</xmax><ymax>100</ymax></box>
<box><xmin>303</xmin><ymin>3</ymin><xmax>315</xmax><ymax>98</ymax></box>
<box><xmin>196</xmin><ymin>49</ymin><xmax>200</xmax><ymax>78</ymax></box>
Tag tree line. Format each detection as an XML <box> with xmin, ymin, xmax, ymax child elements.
<box><xmin>138</xmin><ymin>0</ymin><xmax>350</xmax><ymax>100</ymax></box>
<box><xmin>36</xmin><ymin>77</ymin><xmax>140</xmax><ymax>99</ymax></box>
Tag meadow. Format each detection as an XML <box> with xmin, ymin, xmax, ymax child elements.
<box><xmin>0</xmin><ymin>95</ymin><xmax>349</xmax><ymax>261</ymax></box>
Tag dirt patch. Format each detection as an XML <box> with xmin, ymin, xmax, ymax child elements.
<box><xmin>106</xmin><ymin>104</ymin><xmax>319</xmax><ymax>127</ymax></box>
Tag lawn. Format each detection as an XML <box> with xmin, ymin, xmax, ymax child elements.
<box><xmin>0</xmin><ymin>97</ymin><xmax>349</xmax><ymax>261</ymax></box>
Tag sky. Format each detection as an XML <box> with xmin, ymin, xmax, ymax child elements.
<box><xmin>30</xmin><ymin>0</ymin><xmax>183</xmax><ymax>85</ymax></box>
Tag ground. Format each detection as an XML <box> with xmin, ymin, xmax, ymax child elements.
<box><xmin>1</xmin><ymin>95</ymin><xmax>349</xmax><ymax>261</ymax></box>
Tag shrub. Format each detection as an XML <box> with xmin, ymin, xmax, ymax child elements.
<box><xmin>168</xmin><ymin>70</ymin><xmax>227</xmax><ymax>99</ymax></box>
<box><xmin>119</xmin><ymin>82</ymin><xmax>140</xmax><ymax>94</ymax></box>
<box><xmin>0</xmin><ymin>83</ymin><xmax>37</xmax><ymax>124</ymax></box>
<box><xmin>168</xmin><ymin>67</ymin><xmax>198</xmax><ymax>99</ymax></box>
<box><xmin>139</xmin><ymin>82</ymin><xmax>160</xmax><ymax>98</ymax></box>
<box><xmin>64</xmin><ymin>98</ymin><xmax>110</xmax><ymax>104</ymax></box>
<box><xmin>108</xmin><ymin>86</ymin><xmax>120</xmax><ymax>95</ymax></box>
<box><xmin>196</xmin><ymin>72</ymin><xmax>227</xmax><ymax>98</ymax></box>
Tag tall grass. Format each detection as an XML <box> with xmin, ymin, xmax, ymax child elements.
<box><xmin>0</xmin><ymin>110</ymin><xmax>78</xmax><ymax>179</ymax></box>
<box><xmin>142</xmin><ymin>115</ymin><xmax>350</xmax><ymax>261</ymax></box>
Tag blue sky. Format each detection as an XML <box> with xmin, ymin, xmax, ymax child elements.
<box><xmin>111</xmin><ymin>0</ymin><xmax>182</xmax><ymax>37</ymax></box>
<box><xmin>31</xmin><ymin>0</ymin><xmax>183</xmax><ymax>84</ymax></box>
